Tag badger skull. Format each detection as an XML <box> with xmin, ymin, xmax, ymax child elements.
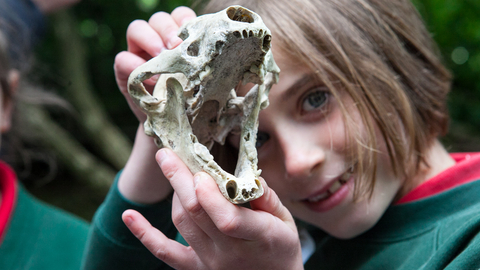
<box><xmin>128</xmin><ymin>6</ymin><xmax>280</xmax><ymax>204</ymax></box>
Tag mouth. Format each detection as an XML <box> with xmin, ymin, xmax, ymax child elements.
<box><xmin>303</xmin><ymin>169</ymin><xmax>353</xmax><ymax>206</ymax></box>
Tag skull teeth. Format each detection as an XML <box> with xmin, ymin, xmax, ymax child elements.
<box><xmin>234</xmin><ymin>28</ymin><xmax>268</xmax><ymax>40</ymax></box>
<box><xmin>199</xmin><ymin>65</ymin><xmax>212</xmax><ymax>81</ymax></box>
<box><xmin>128</xmin><ymin>6</ymin><xmax>279</xmax><ymax>204</ymax></box>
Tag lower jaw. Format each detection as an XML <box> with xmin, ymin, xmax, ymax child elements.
<box><xmin>303</xmin><ymin>177</ymin><xmax>353</xmax><ymax>213</ymax></box>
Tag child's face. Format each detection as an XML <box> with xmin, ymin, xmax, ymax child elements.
<box><xmin>235</xmin><ymin>52</ymin><xmax>404</xmax><ymax>239</ymax></box>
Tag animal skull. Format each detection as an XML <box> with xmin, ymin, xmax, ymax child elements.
<box><xmin>128</xmin><ymin>6</ymin><xmax>280</xmax><ymax>204</ymax></box>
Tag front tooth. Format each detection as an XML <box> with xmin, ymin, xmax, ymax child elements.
<box><xmin>309</xmin><ymin>192</ymin><xmax>329</xmax><ymax>202</ymax></box>
<box><xmin>329</xmin><ymin>180</ymin><xmax>342</xmax><ymax>193</ymax></box>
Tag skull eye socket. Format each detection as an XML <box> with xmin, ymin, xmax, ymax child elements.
<box><xmin>187</xmin><ymin>41</ymin><xmax>200</xmax><ymax>56</ymax></box>
<box><xmin>179</xmin><ymin>28</ymin><xmax>189</xmax><ymax>40</ymax></box>
<box><xmin>226</xmin><ymin>6</ymin><xmax>254</xmax><ymax>23</ymax></box>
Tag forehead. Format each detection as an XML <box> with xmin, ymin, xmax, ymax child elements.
<box><xmin>236</xmin><ymin>46</ymin><xmax>312</xmax><ymax>96</ymax></box>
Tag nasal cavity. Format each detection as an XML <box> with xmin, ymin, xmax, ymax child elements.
<box><xmin>187</xmin><ymin>41</ymin><xmax>199</xmax><ymax>56</ymax></box>
<box><xmin>226</xmin><ymin>6</ymin><xmax>254</xmax><ymax>23</ymax></box>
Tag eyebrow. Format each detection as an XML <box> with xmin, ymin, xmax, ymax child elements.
<box><xmin>281</xmin><ymin>73</ymin><xmax>319</xmax><ymax>102</ymax></box>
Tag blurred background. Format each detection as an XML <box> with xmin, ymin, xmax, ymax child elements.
<box><xmin>13</xmin><ymin>0</ymin><xmax>480</xmax><ymax>221</ymax></box>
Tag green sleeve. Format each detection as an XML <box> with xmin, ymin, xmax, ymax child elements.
<box><xmin>81</xmin><ymin>173</ymin><xmax>176</xmax><ymax>270</ymax></box>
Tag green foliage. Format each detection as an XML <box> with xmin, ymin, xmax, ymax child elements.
<box><xmin>412</xmin><ymin>0</ymin><xmax>480</xmax><ymax>131</ymax></box>
<box><xmin>36</xmin><ymin>0</ymin><xmax>191</xmax><ymax>138</ymax></box>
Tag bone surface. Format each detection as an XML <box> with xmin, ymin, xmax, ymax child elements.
<box><xmin>128</xmin><ymin>6</ymin><xmax>280</xmax><ymax>204</ymax></box>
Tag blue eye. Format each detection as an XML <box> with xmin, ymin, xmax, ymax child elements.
<box><xmin>302</xmin><ymin>90</ymin><xmax>328</xmax><ymax>111</ymax></box>
<box><xmin>256</xmin><ymin>131</ymin><xmax>270</xmax><ymax>149</ymax></box>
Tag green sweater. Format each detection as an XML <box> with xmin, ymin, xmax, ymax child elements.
<box><xmin>81</xmin><ymin>176</ymin><xmax>176</xmax><ymax>270</ymax></box>
<box><xmin>82</xmin><ymin>174</ymin><xmax>480</xmax><ymax>269</ymax></box>
<box><xmin>0</xmin><ymin>185</ymin><xmax>89</xmax><ymax>270</ymax></box>
<box><xmin>305</xmin><ymin>179</ymin><xmax>480</xmax><ymax>269</ymax></box>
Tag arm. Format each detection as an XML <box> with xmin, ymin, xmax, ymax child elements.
<box><xmin>81</xmin><ymin>173</ymin><xmax>176</xmax><ymax>270</ymax></box>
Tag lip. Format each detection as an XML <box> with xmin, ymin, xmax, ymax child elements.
<box><xmin>302</xmin><ymin>174</ymin><xmax>354</xmax><ymax>213</ymax></box>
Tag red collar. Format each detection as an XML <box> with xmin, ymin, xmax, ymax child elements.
<box><xmin>397</xmin><ymin>153</ymin><xmax>480</xmax><ymax>204</ymax></box>
<box><xmin>0</xmin><ymin>161</ymin><xmax>18</xmax><ymax>244</ymax></box>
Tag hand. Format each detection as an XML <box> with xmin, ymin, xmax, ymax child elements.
<box><xmin>116</xmin><ymin>7</ymin><xmax>197</xmax><ymax>204</ymax></box>
<box><xmin>114</xmin><ymin>6</ymin><xmax>196</xmax><ymax>122</ymax></box>
<box><xmin>123</xmin><ymin>149</ymin><xmax>304</xmax><ymax>270</ymax></box>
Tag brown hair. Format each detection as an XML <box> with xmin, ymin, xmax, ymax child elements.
<box><xmin>199</xmin><ymin>0</ymin><xmax>452</xmax><ymax>199</ymax></box>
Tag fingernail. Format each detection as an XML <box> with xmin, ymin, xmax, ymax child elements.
<box><xmin>124</xmin><ymin>216</ymin><xmax>133</xmax><ymax>226</ymax></box>
<box><xmin>151</xmin><ymin>74</ymin><xmax>160</xmax><ymax>83</ymax></box>
<box><xmin>157</xmin><ymin>149</ymin><xmax>167</xmax><ymax>164</ymax></box>
<box><xmin>194</xmin><ymin>174</ymin><xmax>202</xmax><ymax>188</ymax></box>
<box><xmin>167</xmin><ymin>31</ymin><xmax>182</xmax><ymax>49</ymax></box>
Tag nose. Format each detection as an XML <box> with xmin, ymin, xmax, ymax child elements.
<box><xmin>276</xmin><ymin>128</ymin><xmax>325</xmax><ymax>179</ymax></box>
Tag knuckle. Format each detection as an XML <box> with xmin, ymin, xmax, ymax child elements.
<box><xmin>149</xmin><ymin>11</ymin><xmax>169</xmax><ymax>20</ymax></box>
<box><xmin>113</xmin><ymin>51</ymin><xmax>129</xmax><ymax>69</ymax></box>
<box><xmin>161</xmin><ymin>162</ymin><xmax>179</xmax><ymax>180</ymax></box>
<box><xmin>171</xmin><ymin>6</ymin><xmax>196</xmax><ymax>22</ymax></box>
<box><xmin>134</xmin><ymin>226</ymin><xmax>149</xmax><ymax>243</ymax></box>
<box><xmin>183</xmin><ymin>197</ymin><xmax>204</xmax><ymax>217</ymax></box>
<box><xmin>152</xmin><ymin>247</ymin><xmax>169</xmax><ymax>261</ymax></box>
<box><xmin>127</xmin><ymin>19</ymin><xmax>147</xmax><ymax>33</ymax></box>
<box><xmin>171</xmin><ymin>207</ymin><xmax>188</xmax><ymax>227</ymax></box>
<box><xmin>148</xmin><ymin>11</ymin><xmax>170</xmax><ymax>26</ymax></box>
<box><xmin>217</xmin><ymin>214</ymin><xmax>240</xmax><ymax>235</ymax></box>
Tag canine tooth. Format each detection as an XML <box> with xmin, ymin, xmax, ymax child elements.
<box><xmin>250</xmin><ymin>64</ymin><xmax>259</xmax><ymax>74</ymax></box>
<box><xmin>329</xmin><ymin>180</ymin><xmax>342</xmax><ymax>193</ymax></box>
<box><xmin>340</xmin><ymin>172</ymin><xmax>351</xmax><ymax>181</ymax></box>
<box><xmin>199</xmin><ymin>70</ymin><xmax>207</xmax><ymax>80</ymax></box>
<box><xmin>199</xmin><ymin>65</ymin><xmax>212</xmax><ymax>81</ymax></box>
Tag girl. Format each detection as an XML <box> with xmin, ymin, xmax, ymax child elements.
<box><xmin>0</xmin><ymin>24</ymin><xmax>89</xmax><ymax>270</ymax></box>
<box><xmin>82</xmin><ymin>0</ymin><xmax>480</xmax><ymax>269</ymax></box>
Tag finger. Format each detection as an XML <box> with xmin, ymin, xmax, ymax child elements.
<box><xmin>126</xmin><ymin>19</ymin><xmax>165</xmax><ymax>59</ymax></box>
<box><xmin>195</xmin><ymin>173</ymin><xmax>296</xmax><ymax>240</ymax></box>
<box><xmin>250</xmin><ymin>178</ymin><xmax>296</xmax><ymax>228</ymax></box>
<box><xmin>122</xmin><ymin>209</ymin><xmax>203</xmax><ymax>270</ymax></box>
<box><xmin>171</xmin><ymin>193</ymin><xmax>214</xmax><ymax>251</ymax></box>
<box><xmin>114</xmin><ymin>51</ymin><xmax>156</xmax><ymax>122</ymax></box>
<box><xmin>156</xmin><ymin>149</ymin><xmax>223</xmax><ymax>239</ymax></box>
<box><xmin>171</xmin><ymin>6</ymin><xmax>197</xmax><ymax>26</ymax></box>
<box><xmin>156</xmin><ymin>148</ymin><xmax>196</xmax><ymax>200</ymax></box>
<box><xmin>114</xmin><ymin>51</ymin><xmax>146</xmax><ymax>94</ymax></box>
<box><xmin>148</xmin><ymin>12</ymin><xmax>183</xmax><ymax>50</ymax></box>
<box><xmin>114</xmin><ymin>51</ymin><xmax>157</xmax><ymax>92</ymax></box>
